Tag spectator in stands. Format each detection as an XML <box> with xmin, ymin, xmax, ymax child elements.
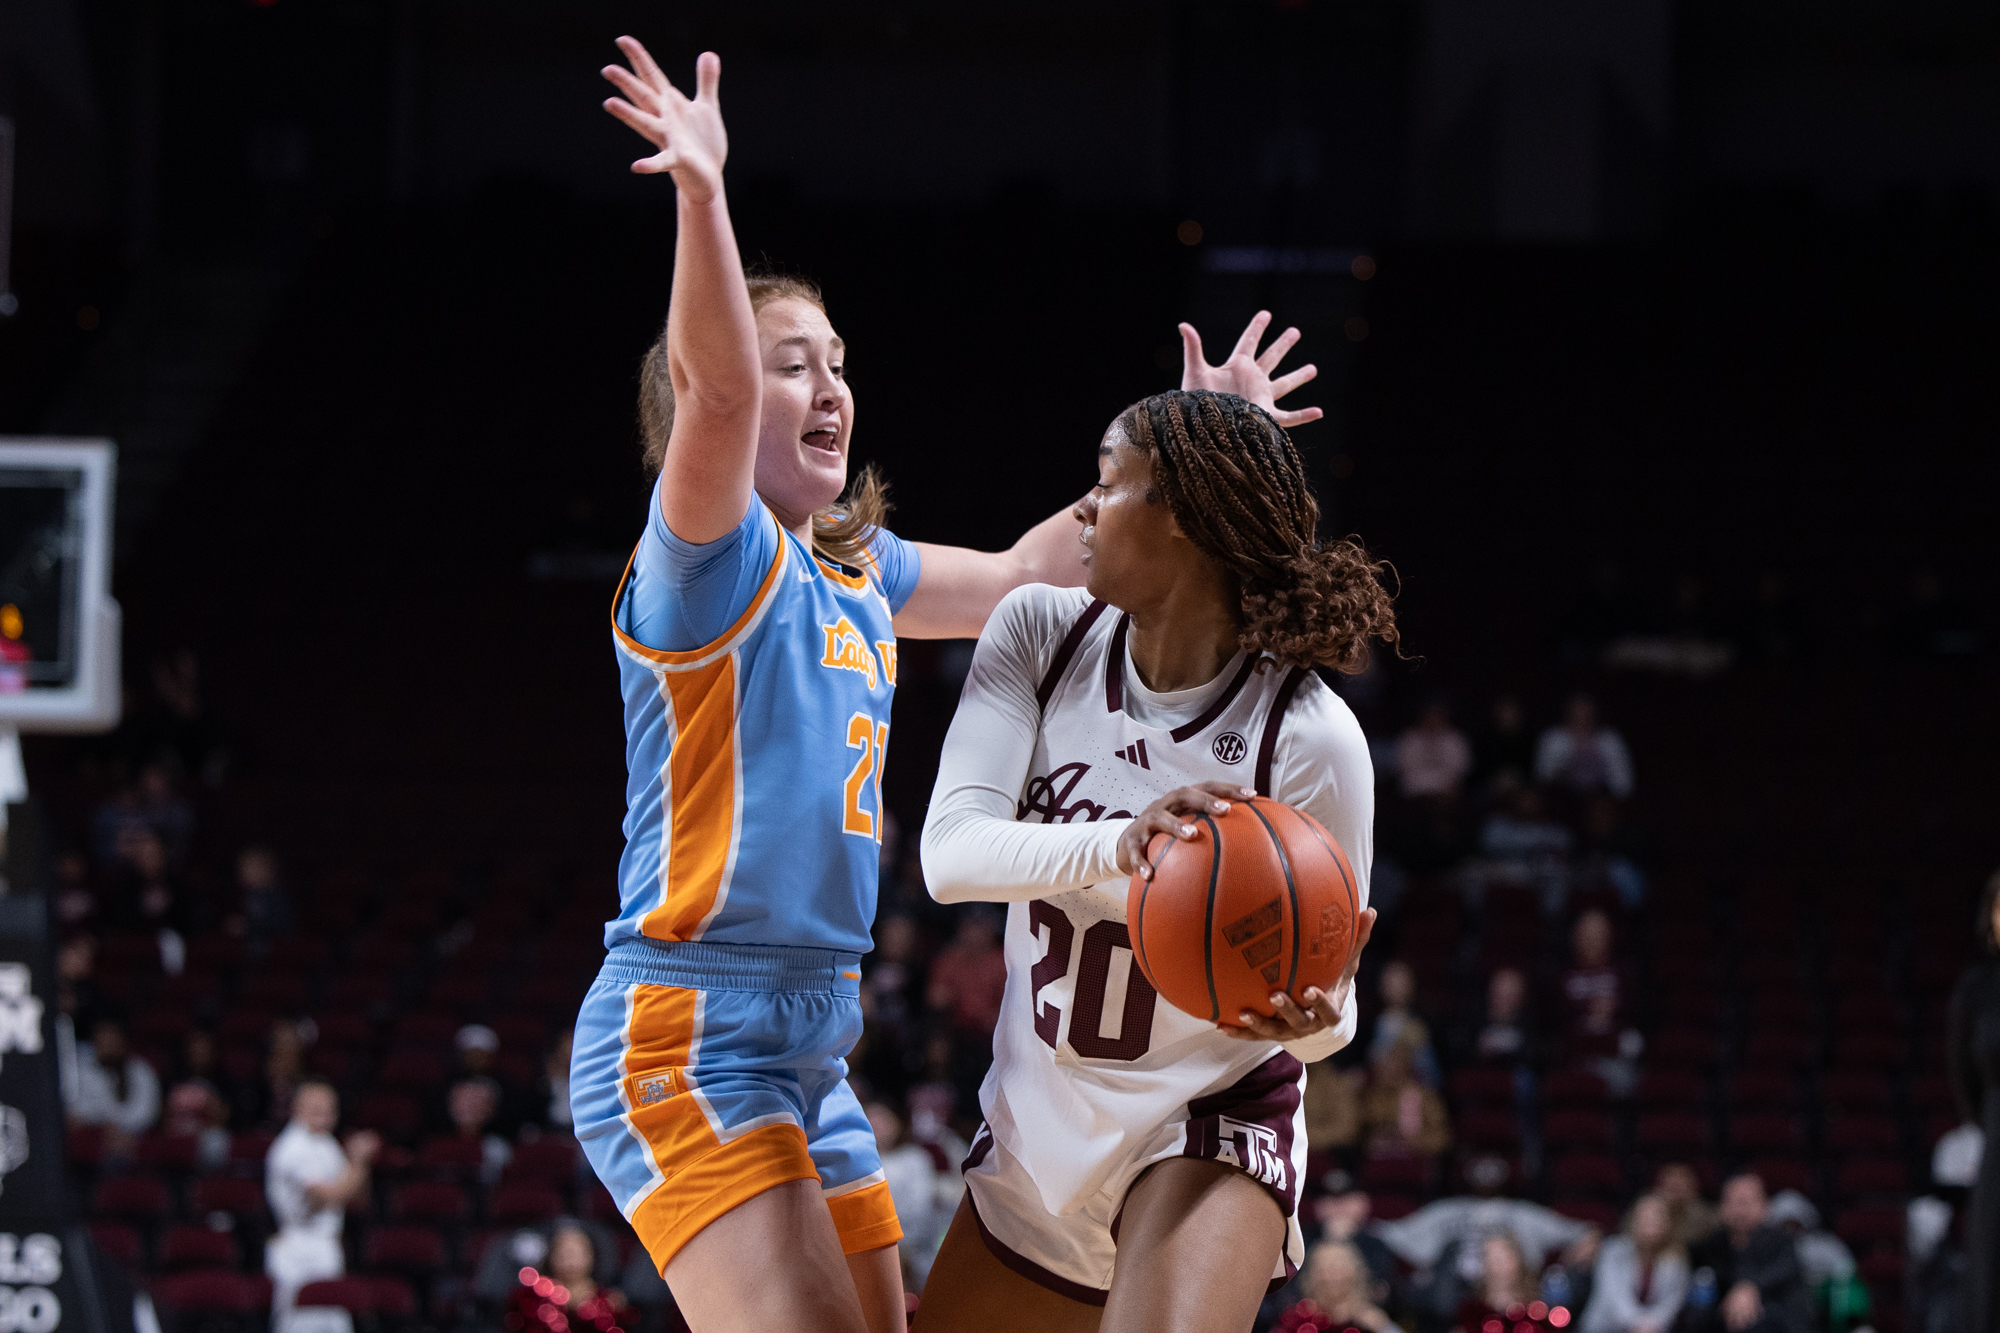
<box><xmin>1368</xmin><ymin>960</ymin><xmax>1441</xmax><ymax>1088</ymax></box>
<box><xmin>1272</xmin><ymin>1240</ymin><xmax>1403</xmax><ymax>1333</ymax></box>
<box><xmin>1562</xmin><ymin>910</ymin><xmax>1625</xmax><ymax>1041</ymax></box>
<box><xmin>1574</xmin><ymin>797</ymin><xmax>1648</xmax><ymax>909</ymax></box>
<box><xmin>1654</xmin><ymin>1163</ymin><xmax>1719</xmax><ymax>1248</ymax></box>
<box><xmin>63</xmin><ymin>1017</ymin><xmax>160</xmax><ymax>1155</ymax></box>
<box><xmin>1454</xmin><ymin>1234</ymin><xmax>1556</xmax><ymax>1333</ymax></box>
<box><xmin>1313</xmin><ymin>1189</ymin><xmax>1394</xmax><ymax>1292</ymax></box>
<box><xmin>1471</xmin><ymin>967</ymin><xmax>1536</xmax><ymax>1066</ymax></box>
<box><xmin>1360</xmin><ymin>1031</ymin><xmax>1451</xmax><ymax>1162</ymax></box>
<box><xmin>52</xmin><ymin>851</ymin><xmax>95</xmax><ymax>929</ymax></box>
<box><xmin>132</xmin><ymin>762</ymin><xmax>195</xmax><ymax>863</ymax></box>
<box><xmin>1535</xmin><ymin>694</ymin><xmax>1634</xmax><ymax>800</ymax></box>
<box><xmin>1474</xmin><ymin>783</ymin><xmax>1573</xmax><ymax>912</ymax></box>
<box><xmin>54</xmin><ymin>933</ymin><xmax>99</xmax><ymax>1029</ymax></box>
<box><xmin>254</xmin><ymin>1019</ymin><xmax>309</xmax><ymax>1128</ymax></box>
<box><xmin>1397</xmin><ymin>702</ymin><xmax>1472</xmax><ymax>800</ymax></box>
<box><xmin>163</xmin><ymin>1074</ymin><xmax>233</xmax><ymax>1172</ymax></box>
<box><xmin>111</xmin><ymin>830</ymin><xmax>188</xmax><ymax>973</ymax></box>
<box><xmin>1303</xmin><ymin>1061</ymin><xmax>1363</xmax><ymax>1156</ymax></box>
<box><xmin>926</xmin><ymin>908</ymin><xmax>1007</xmax><ymax>1041</ymax></box>
<box><xmin>1474</xmin><ymin>695</ymin><xmax>1538</xmax><ymax>796</ymax></box>
<box><xmin>266</xmin><ymin>1081</ymin><xmax>380</xmax><ymax>1333</ymax></box>
<box><xmin>1579</xmin><ymin>1193</ymin><xmax>1688</xmax><ymax>1333</ymax></box>
<box><xmin>506</xmin><ymin>1224</ymin><xmax>637</xmax><ymax>1332</ymax></box>
<box><xmin>1764</xmin><ymin>1191</ymin><xmax>1859</xmax><ymax>1298</ymax></box>
<box><xmin>447</xmin><ymin>1076</ymin><xmax>513</xmax><ymax>1184</ymax></box>
<box><xmin>1689</xmin><ymin>1175</ymin><xmax>1811</xmax><ymax>1333</ymax></box>
<box><xmin>230</xmin><ymin>844</ymin><xmax>294</xmax><ymax>960</ymax></box>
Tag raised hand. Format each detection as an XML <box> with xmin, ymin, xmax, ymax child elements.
<box><xmin>601</xmin><ymin>39</ymin><xmax>727</xmax><ymax>203</ymax></box>
<box><xmin>1179</xmin><ymin>310</ymin><xmax>1323</xmax><ymax>429</ymax></box>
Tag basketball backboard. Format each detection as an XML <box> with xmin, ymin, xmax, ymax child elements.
<box><xmin>0</xmin><ymin>439</ymin><xmax>120</xmax><ymax>733</ymax></box>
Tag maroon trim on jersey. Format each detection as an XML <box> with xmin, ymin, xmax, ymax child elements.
<box><xmin>962</xmin><ymin>1124</ymin><xmax>996</xmax><ymax>1174</ymax></box>
<box><xmin>1180</xmin><ymin>1050</ymin><xmax>1306</xmax><ymax>1220</ymax></box>
<box><xmin>1252</xmin><ymin>667</ymin><xmax>1310</xmax><ymax>795</ymax></box>
<box><xmin>1167</xmin><ymin>651</ymin><xmax>1261</xmax><ymax>743</ymax></box>
<box><xmin>964</xmin><ymin>1190</ymin><xmax>1111</xmax><ymax>1307</ymax></box>
<box><xmin>1037</xmin><ymin>599</ymin><xmax>1111</xmax><ymax>712</ymax></box>
<box><xmin>1103</xmin><ymin>613</ymin><xmax>1131</xmax><ymax>712</ymax></box>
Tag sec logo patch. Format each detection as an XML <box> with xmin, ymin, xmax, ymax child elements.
<box><xmin>1213</xmin><ymin>732</ymin><xmax>1248</xmax><ymax>764</ymax></box>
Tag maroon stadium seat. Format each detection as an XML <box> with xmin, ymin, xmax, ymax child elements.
<box><xmin>1746</xmin><ymin>1158</ymin><xmax>1816</xmax><ymax>1196</ymax></box>
<box><xmin>1550</xmin><ymin>1198</ymin><xmax>1620</xmax><ymax>1230</ymax></box>
<box><xmin>90</xmin><ymin>1224</ymin><xmax>144</xmax><ymax>1267</ymax></box>
<box><xmin>190</xmin><ymin>1177</ymin><xmax>267</xmax><ymax>1220</ymax></box>
<box><xmin>1823</xmin><ymin>1116</ymin><xmax>1899</xmax><ymax>1155</ymax></box>
<box><xmin>68</xmin><ymin>1124</ymin><xmax>107</xmax><ymax>1169</ymax></box>
<box><xmin>1830</xmin><ymin>1035</ymin><xmax>1903</xmax><ymax>1069</ymax></box>
<box><xmin>185</xmin><ymin>935</ymin><xmax>245</xmax><ymax>973</ymax></box>
<box><xmin>1860</xmin><ymin>1251</ymin><xmax>1905</xmax><ymax>1284</ymax></box>
<box><xmin>326</xmin><ymin>973</ymin><xmax>398</xmax><ymax>1009</ymax></box>
<box><xmin>1542</xmin><ymin>1111</ymin><xmax>1614</xmax><ymax>1150</ymax></box>
<box><xmin>150</xmin><ymin>1272</ymin><xmax>272</xmax><ymax>1316</ymax></box>
<box><xmin>158</xmin><ymin>1225</ymin><xmax>240</xmax><ymax>1271</ymax></box>
<box><xmin>1635</xmin><ymin>1070</ymin><xmax>1705</xmax><ymax>1109</ymax></box>
<box><xmin>93</xmin><ymin>1176</ymin><xmax>173</xmax><ymax>1224</ymax></box>
<box><xmin>1819</xmin><ymin>1071</ymin><xmax>1894</xmax><ymax>1111</ymax></box>
<box><xmin>1359</xmin><ymin>1156</ymin><xmax>1434</xmax><ymax>1191</ymax></box>
<box><xmin>1726</xmin><ymin>1071</ymin><xmax>1797</xmax><ymax>1112</ymax></box>
<box><xmin>391</xmin><ymin>1011</ymin><xmax>460</xmax><ymax>1048</ymax></box>
<box><xmin>376</xmin><ymin>1050</ymin><xmax>448</xmax><ymax>1094</ymax></box>
<box><xmin>132</xmin><ymin>1010</ymin><xmax>196</xmax><ymax>1049</ymax></box>
<box><xmin>1648</xmin><ymin>1028</ymin><xmax>1717</xmax><ymax>1068</ymax></box>
<box><xmin>1835</xmin><ymin>1206</ymin><xmax>1904</xmax><ymax>1247</ymax></box>
<box><xmin>135</xmin><ymin>1132</ymin><xmax>202</xmax><ymax>1174</ymax></box>
<box><xmin>505</xmin><ymin>1138</ymin><xmax>580</xmax><ymax>1185</ymax></box>
<box><xmin>392</xmin><ymin>1182</ymin><xmax>472</xmax><ymax>1223</ymax></box>
<box><xmin>1368</xmin><ymin>1194</ymin><xmax>1419</xmax><ymax>1220</ymax></box>
<box><xmin>294</xmin><ymin>1279</ymin><xmax>376</xmax><ymax>1314</ymax></box>
<box><xmin>353</xmin><ymin>1094</ymin><xmax>424</xmax><ymax>1139</ymax></box>
<box><xmin>1544</xmin><ymin>1070</ymin><xmax>1611</xmax><ymax>1110</ymax></box>
<box><xmin>1727</xmin><ymin>1114</ymin><xmax>1800</xmax><ymax>1153</ymax></box>
<box><xmin>1547</xmin><ymin>1153</ymin><xmax>1625</xmax><ymax>1197</ymax></box>
<box><xmin>1450</xmin><ymin>1068</ymin><xmax>1515</xmax><ymax>1107</ymax></box>
<box><xmin>267</xmin><ymin>938</ymin><xmax>332</xmax><ymax>972</ymax></box>
<box><xmin>349</xmin><ymin>936</ymin><xmax>417</xmax><ymax>973</ymax></box>
<box><xmin>1836</xmin><ymin>1158</ymin><xmax>1909</xmax><ymax>1199</ymax></box>
<box><xmin>229</xmin><ymin>1131</ymin><xmax>278</xmax><ymax>1169</ymax></box>
<box><xmin>312</xmin><ymin>1012</ymin><xmax>374</xmax><ymax>1049</ymax></box>
<box><xmin>1741</xmin><ymin>1028</ymin><xmax>1813</xmax><ymax>1067</ymax></box>
<box><xmin>1458</xmin><ymin>1109</ymin><xmax>1522</xmax><ymax>1151</ymax></box>
<box><xmin>417</xmin><ymin>1136</ymin><xmax>486</xmax><ymax>1175</ymax></box>
<box><xmin>428</xmin><ymin>974</ymin><xmax>491</xmax><ymax>1009</ymax></box>
<box><xmin>239</xmin><ymin>972</ymin><xmax>312</xmax><ymax>1010</ymax></box>
<box><xmin>487</xmin><ymin>1185</ymin><xmax>564</xmax><ymax>1224</ymax></box>
<box><xmin>1634</xmin><ymin>1113</ymin><xmax>1707</xmax><ymax>1154</ymax></box>
<box><xmin>490</xmin><ymin>1014</ymin><xmax>550</xmax><ymax>1050</ymax></box>
<box><xmin>579</xmin><ymin>1184</ymin><xmax>622</xmax><ymax>1223</ymax></box>
<box><xmin>368</xmin><ymin>1277</ymin><xmax>419</xmax><ymax>1319</ymax></box>
<box><xmin>363</xmin><ymin>1226</ymin><xmax>448</xmax><ymax>1277</ymax></box>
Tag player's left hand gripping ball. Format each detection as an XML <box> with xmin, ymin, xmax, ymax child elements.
<box><xmin>1220</xmin><ymin>906</ymin><xmax>1376</xmax><ymax>1043</ymax></box>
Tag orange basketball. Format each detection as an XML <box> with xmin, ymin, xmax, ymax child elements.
<box><xmin>1126</xmin><ymin>795</ymin><xmax>1360</xmax><ymax>1025</ymax></box>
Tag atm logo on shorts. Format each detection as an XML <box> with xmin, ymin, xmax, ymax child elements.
<box><xmin>820</xmin><ymin>617</ymin><xmax>880</xmax><ymax>689</ymax></box>
<box><xmin>1200</xmin><ymin>1116</ymin><xmax>1289</xmax><ymax>1193</ymax></box>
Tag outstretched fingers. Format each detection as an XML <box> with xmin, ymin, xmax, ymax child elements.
<box><xmin>601</xmin><ymin>64</ymin><xmax>665</xmax><ymax>115</ymax></box>
<box><xmin>1230</xmin><ymin>310</ymin><xmax>1274</xmax><ymax>361</ymax></box>
<box><xmin>694</xmin><ymin>50</ymin><xmax>722</xmax><ymax>103</ymax></box>
<box><xmin>1255</xmin><ymin>325</ymin><xmax>1303</xmax><ymax>373</ymax></box>
<box><xmin>616</xmin><ymin>36</ymin><xmax>674</xmax><ymax>98</ymax></box>
<box><xmin>1178</xmin><ymin>322</ymin><xmax>1208</xmax><ymax>382</ymax></box>
<box><xmin>1272</xmin><ymin>406</ymin><xmax>1325</xmax><ymax>428</ymax></box>
<box><xmin>1270</xmin><ymin>362</ymin><xmax>1319</xmax><ymax>401</ymax></box>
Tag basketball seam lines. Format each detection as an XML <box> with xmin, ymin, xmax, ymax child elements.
<box><xmin>1196</xmin><ymin>811</ymin><xmax>1222</xmax><ymax>1023</ymax></box>
<box><xmin>1243</xmin><ymin>798</ymin><xmax>1303</xmax><ymax>999</ymax></box>
<box><xmin>1298</xmin><ymin>816</ymin><xmax>1361</xmax><ymax>976</ymax></box>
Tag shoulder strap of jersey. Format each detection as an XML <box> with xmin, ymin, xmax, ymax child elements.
<box><xmin>1253</xmin><ymin>666</ymin><xmax>1312</xmax><ymax>796</ymax></box>
<box><xmin>1036</xmin><ymin>598</ymin><xmax>1111</xmax><ymax>712</ymax></box>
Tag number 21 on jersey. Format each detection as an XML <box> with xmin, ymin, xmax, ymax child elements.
<box><xmin>842</xmin><ymin>712</ymin><xmax>890</xmax><ymax>842</ymax></box>
<box><xmin>1028</xmin><ymin>900</ymin><xmax>1159</xmax><ymax>1061</ymax></box>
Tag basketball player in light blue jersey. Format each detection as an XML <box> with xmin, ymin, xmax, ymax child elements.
<box><xmin>570</xmin><ymin>38</ymin><xmax>1330</xmax><ymax>1333</ymax></box>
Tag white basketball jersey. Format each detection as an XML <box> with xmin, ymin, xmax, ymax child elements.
<box><xmin>979</xmin><ymin>593</ymin><xmax>1366</xmax><ymax>1218</ymax></box>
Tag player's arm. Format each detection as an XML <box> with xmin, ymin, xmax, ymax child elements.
<box><xmin>892</xmin><ymin>311</ymin><xmax>1322</xmax><ymax>640</ymax></box>
<box><xmin>920</xmin><ymin>589</ymin><xmax>1133</xmax><ymax>901</ymax></box>
<box><xmin>601</xmin><ymin>41</ymin><xmax>757</xmax><ymax>545</ymax></box>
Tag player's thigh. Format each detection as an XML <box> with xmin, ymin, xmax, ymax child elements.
<box><xmin>913</xmin><ymin>1197</ymin><xmax>1102</xmax><ymax>1333</ymax></box>
<box><xmin>665</xmin><ymin>1177</ymin><xmax>868</xmax><ymax>1333</ymax></box>
<box><xmin>1101</xmin><ymin>1159</ymin><xmax>1286</xmax><ymax>1333</ymax></box>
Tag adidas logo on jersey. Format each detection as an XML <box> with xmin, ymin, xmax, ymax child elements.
<box><xmin>1113</xmin><ymin>739</ymin><xmax>1151</xmax><ymax>769</ymax></box>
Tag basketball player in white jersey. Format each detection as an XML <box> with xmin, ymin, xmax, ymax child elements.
<box><xmin>915</xmin><ymin>387</ymin><xmax>1398</xmax><ymax>1332</ymax></box>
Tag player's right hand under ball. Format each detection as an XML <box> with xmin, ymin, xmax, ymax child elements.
<box><xmin>1219</xmin><ymin>907</ymin><xmax>1378</xmax><ymax>1044</ymax></box>
<box><xmin>1118</xmin><ymin>782</ymin><xmax>1256</xmax><ymax>878</ymax></box>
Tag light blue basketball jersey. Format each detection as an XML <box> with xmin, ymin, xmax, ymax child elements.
<box><xmin>606</xmin><ymin>490</ymin><xmax>918</xmax><ymax>956</ymax></box>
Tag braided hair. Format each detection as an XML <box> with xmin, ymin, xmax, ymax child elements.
<box><xmin>1119</xmin><ymin>389</ymin><xmax>1399</xmax><ymax>673</ymax></box>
